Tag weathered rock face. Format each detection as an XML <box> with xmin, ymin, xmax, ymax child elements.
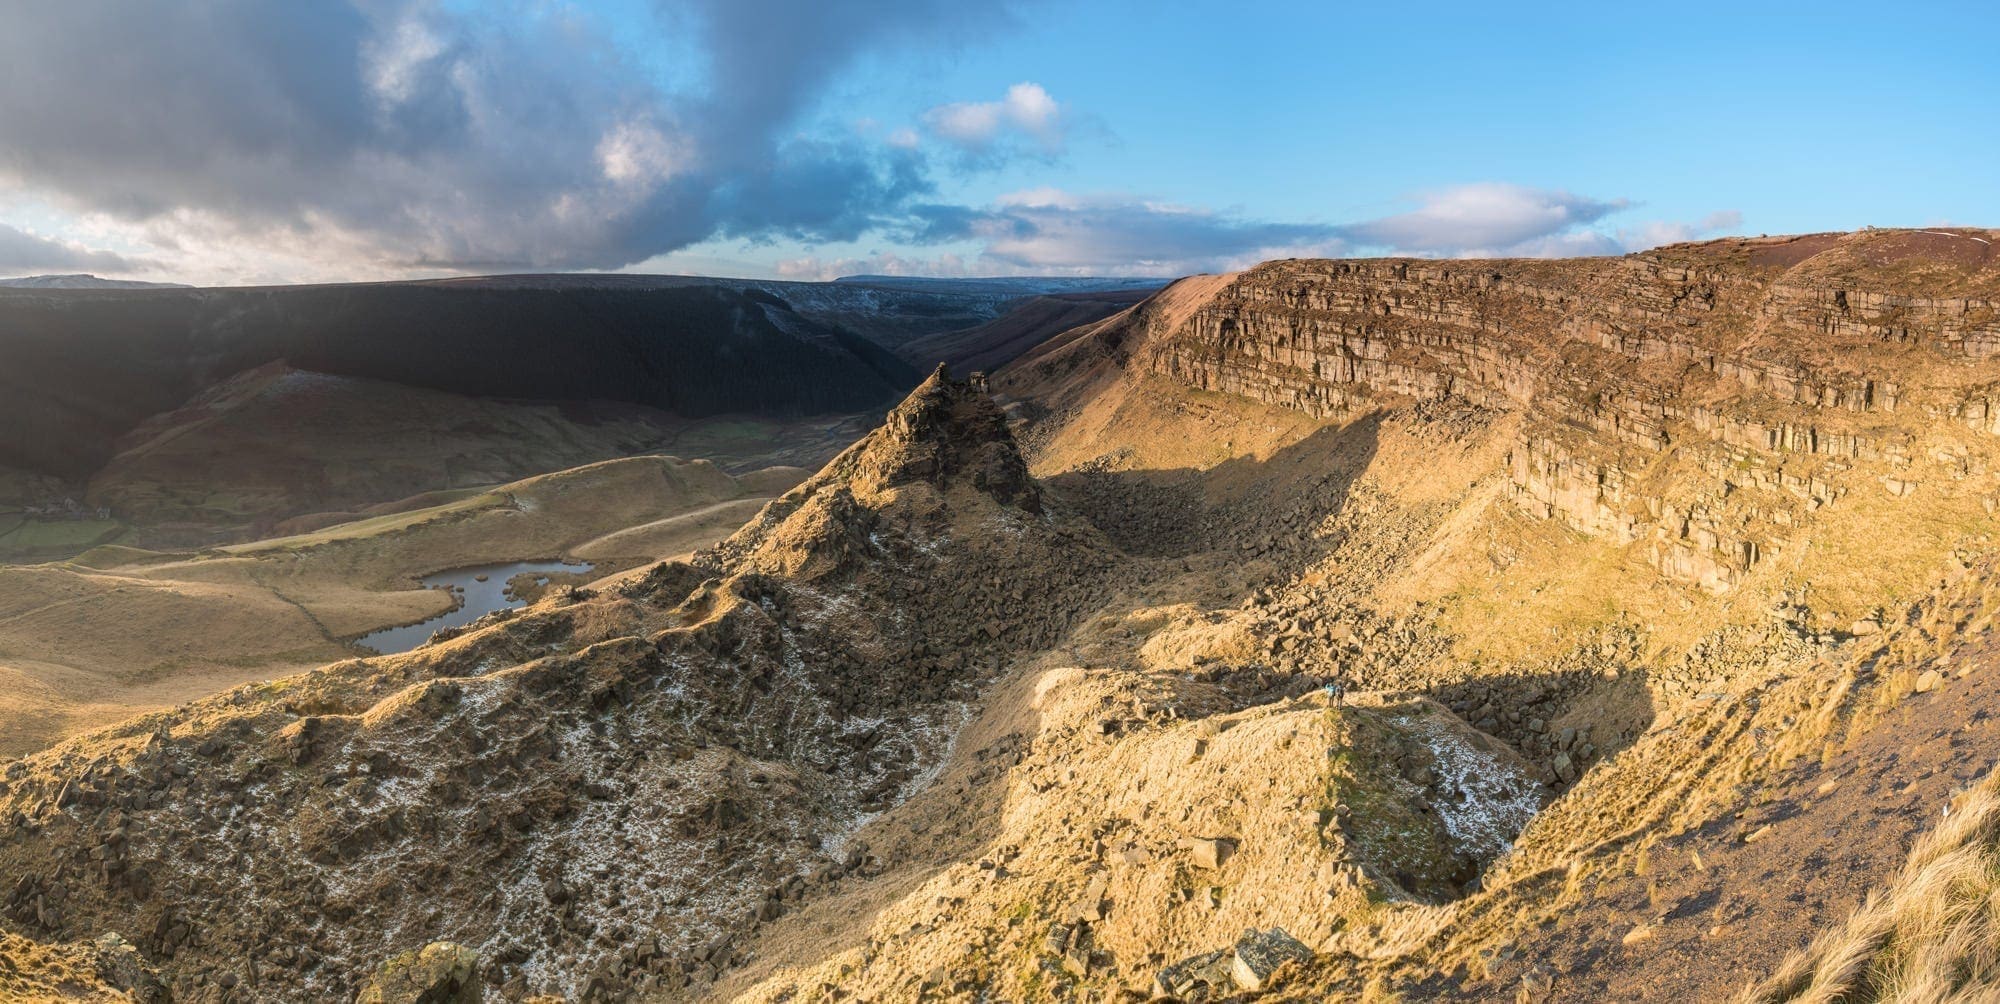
<box><xmin>0</xmin><ymin>369</ymin><xmax>1116</xmax><ymax>1001</ymax></box>
<box><xmin>1126</xmin><ymin>229</ymin><xmax>2000</xmax><ymax>590</ymax></box>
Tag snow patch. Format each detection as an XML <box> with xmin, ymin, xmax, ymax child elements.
<box><xmin>1406</xmin><ymin>714</ymin><xmax>1545</xmax><ymax>861</ymax></box>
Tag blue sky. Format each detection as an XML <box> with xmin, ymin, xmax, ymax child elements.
<box><xmin>0</xmin><ymin>0</ymin><xmax>1993</xmax><ymax>284</ymax></box>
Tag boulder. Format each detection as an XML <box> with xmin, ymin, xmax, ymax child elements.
<box><xmin>1230</xmin><ymin>926</ymin><xmax>1312</xmax><ymax>991</ymax></box>
<box><xmin>90</xmin><ymin>932</ymin><xmax>170</xmax><ymax>1002</ymax></box>
<box><xmin>357</xmin><ymin>942</ymin><xmax>482</xmax><ymax>1004</ymax></box>
<box><xmin>1187</xmin><ymin>836</ymin><xmax>1236</xmax><ymax>870</ymax></box>
<box><xmin>1154</xmin><ymin>949</ymin><xmax>1231</xmax><ymax>998</ymax></box>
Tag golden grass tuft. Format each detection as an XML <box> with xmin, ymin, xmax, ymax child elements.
<box><xmin>1739</xmin><ymin>767</ymin><xmax>2000</xmax><ymax>1003</ymax></box>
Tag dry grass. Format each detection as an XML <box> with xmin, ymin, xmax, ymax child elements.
<box><xmin>1739</xmin><ymin>768</ymin><xmax>2000</xmax><ymax>1003</ymax></box>
<box><xmin>0</xmin><ymin>455</ymin><xmax>795</xmax><ymax>759</ymax></box>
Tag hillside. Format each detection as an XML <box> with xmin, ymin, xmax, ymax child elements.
<box><xmin>0</xmin><ymin>274</ymin><xmax>191</xmax><ymax>289</ymax></box>
<box><xmin>0</xmin><ymin>282</ymin><xmax>917</xmax><ymax>483</ymax></box>
<box><xmin>0</xmin><ymin>454</ymin><xmax>804</xmax><ymax>760</ymax></box>
<box><xmin>75</xmin><ymin>363</ymin><xmax>860</xmax><ymax>540</ymax></box>
<box><xmin>898</xmin><ymin>289</ymin><xmax>1155</xmax><ymax>373</ymax></box>
<box><xmin>0</xmin><ymin>368</ymin><xmax>1119</xmax><ymax>1000</ymax></box>
<box><xmin>3</xmin><ymin>229</ymin><xmax>2000</xmax><ymax>1002</ymax></box>
<box><xmin>0</xmin><ymin>275</ymin><xmax>1154</xmax><ymax>557</ymax></box>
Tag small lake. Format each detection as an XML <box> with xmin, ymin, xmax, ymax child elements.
<box><xmin>356</xmin><ymin>560</ymin><xmax>595</xmax><ymax>655</ymax></box>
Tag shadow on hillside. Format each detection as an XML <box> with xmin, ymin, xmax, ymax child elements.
<box><xmin>1037</xmin><ymin>407</ymin><xmax>1661</xmax><ymax>778</ymax></box>
<box><xmin>1429</xmin><ymin>666</ymin><xmax>1659</xmax><ymax>787</ymax></box>
<box><xmin>1043</xmin><ymin>412</ymin><xmax>1384</xmax><ymax>564</ymax></box>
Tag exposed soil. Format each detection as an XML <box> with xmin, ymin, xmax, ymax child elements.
<box><xmin>1463</xmin><ymin>639</ymin><xmax>2000</xmax><ymax>1002</ymax></box>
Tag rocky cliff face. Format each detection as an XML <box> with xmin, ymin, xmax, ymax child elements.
<box><xmin>1130</xmin><ymin>229</ymin><xmax>2000</xmax><ymax>592</ymax></box>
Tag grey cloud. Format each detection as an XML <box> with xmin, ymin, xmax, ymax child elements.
<box><xmin>0</xmin><ymin>222</ymin><xmax>146</xmax><ymax>274</ymax></box>
<box><xmin>707</xmin><ymin>142</ymin><xmax>932</xmax><ymax>246</ymax></box>
<box><xmin>0</xmin><ymin>1</ymin><xmax>1012</xmax><ymax>273</ymax></box>
<box><xmin>900</xmin><ymin>194</ymin><xmax>1346</xmax><ymax>275</ymax></box>
<box><xmin>0</xmin><ymin>6</ymin><xmax>1739</xmax><ymax>282</ymax></box>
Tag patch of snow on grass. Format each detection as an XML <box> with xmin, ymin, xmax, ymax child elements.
<box><xmin>1407</xmin><ymin>714</ymin><xmax>1545</xmax><ymax>862</ymax></box>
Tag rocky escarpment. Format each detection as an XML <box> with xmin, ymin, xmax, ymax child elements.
<box><xmin>0</xmin><ymin>368</ymin><xmax>1115</xmax><ymax>1001</ymax></box>
<box><xmin>1127</xmin><ymin>228</ymin><xmax>2000</xmax><ymax>592</ymax></box>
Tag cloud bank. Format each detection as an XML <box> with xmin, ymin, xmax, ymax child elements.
<box><xmin>1336</xmin><ymin>183</ymin><xmax>1630</xmax><ymax>256</ymax></box>
<box><xmin>0</xmin><ymin>222</ymin><xmax>146</xmax><ymax>275</ymax></box>
<box><xmin>0</xmin><ymin>1</ymin><xmax>1011</xmax><ymax>278</ymax></box>
<box><xmin>0</xmin><ymin>5</ymin><xmax>1741</xmax><ymax>282</ymax></box>
<box><xmin>776</xmin><ymin>185</ymin><xmax>1741</xmax><ymax>279</ymax></box>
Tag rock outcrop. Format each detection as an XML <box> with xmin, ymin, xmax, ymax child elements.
<box><xmin>357</xmin><ymin>942</ymin><xmax>482</xmax><ymax>1004</ymax></box>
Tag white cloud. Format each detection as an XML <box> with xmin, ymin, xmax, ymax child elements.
<box><xmin>361</xmin><ymin>13</ymin><xmax>448</xmax><ymax>108</ymax></box>
<box><xmin>922</xmin><ymin>82</ymin><xmax>1068</xmax><ymax>157</ymax></box>
<box><xmin>597</xmin><ymin>121</ymin><xmax>688</xmax><ymax>186</ymax></box>
<box><xmin>1332</xmin><ymin>184</ymin><xmax>1741</xmax><ymax>259</ymax></box>
<box><xmin>1337</xmin><ymin>183</ymin><xmax>1630</xmax><ymax>254</ymax></box>
<box><xmin>900</xmin><ymin>189</ymin><xmax>1346</xmax><ymax>276</ymax></box>
<box><xmin>994</xmin><ymin>186</ymin><xmax>1084</xmax><ymax>210</ymax></box>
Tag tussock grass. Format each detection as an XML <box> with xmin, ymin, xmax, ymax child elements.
<box><xmin>1739</xmin><ymin>768</ymin><xmax>2000</xmax><ymax>1003</ymax></box>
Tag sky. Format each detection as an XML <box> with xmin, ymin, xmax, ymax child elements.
<box><xmin>0</xmin><ymin>0</ymin><xmax>1994</xmax><ymax>286</ymax></box>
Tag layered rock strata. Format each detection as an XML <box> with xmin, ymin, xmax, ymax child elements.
<box><xmin>1131</xmin><ymin>229</ymin><xmax>2000</xmax><ymax>590</ymax></box>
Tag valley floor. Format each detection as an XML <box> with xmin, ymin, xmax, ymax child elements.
<box><xmin>0</xmin><ymin>455</ymin><xmax>805</xmax><ymax>759</ymax></box>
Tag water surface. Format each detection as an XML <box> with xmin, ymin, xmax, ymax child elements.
<box><xmin>357</xmin><ymin>560</ymin><xmax>594</xmax><ymax>655</ymax></box>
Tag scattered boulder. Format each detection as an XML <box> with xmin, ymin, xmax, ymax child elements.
<box><xmin>1154</xmin><ymin>949</ymin><xmax>1231</xmax><ymax>998</ymax></box>
<box><xmin>1186</xmin><ymin>836</ymin><xmax>1236</xmax><ymax>870</ymax></box>
<box><xmin>90</xmin><ymin>933</ymin><xmax>168</xmax><ymax>1000</ymax></box>
<box><xmin>1229</xmin><ymin>927</ymin><xmax>1313</xmax><ymax>991</ymax></box>
<box><xmin>357</xmin><ymin>942</ymin><xmax>482</xmax><ymax>1004</ymax></box>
